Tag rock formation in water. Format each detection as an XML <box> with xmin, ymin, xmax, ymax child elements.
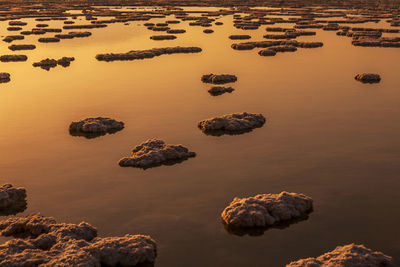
<box><xmin>286</xmin><ymin>244</ymin><xmax>394</xmax><ymax>267</ymax></box>
<box><xmin>222</xmin><ymin>192</ymin><xmax>313</xmax><ymax>235</ymax></box>
<box><xmin>0</xmin><ymin>213</ymin><xmax>157</xmax><ymax>266</ymax></box>
<box><xmin>208</xmin><ymin>86</ymin><xmax>235</xmax><ymax>96</ymax></box>
<box><xmin>354</xmin><ymin>73</ymin><xmax>381</xmax><ymax>83</ymax></box>
<box><xmin>229</xmin><ymin>35</ymin><xmax>251</xmax><ymax>40</ymax></box>
<box><xmin>201</xmin><ymin>74</ymin><xmax>237</xmax><ymax>84</ymax></box>
<box><xmin>69</xmin><ymin>117</ymin><xmax>124</xmax><ymax>138</ymax></box>
<box><xmin>150</xmin><ymin>35</ymin><xmax>177</xmax><ymax>40</ymax></box>
<box><xmin>119</xmin><ymin>139</ymin><xmax>196</xmax><ymax>168</ymax></box>
<box><xmin>203</xmin><ymin>29</ymin><xmax>214</xmax><ymax>33</ymax></box>
<box><xmin>2</xmin><ymin>35</ymin><xmax>24</xmax><ymax>43</ymax></box>
<box><xmin>0</xmin><ymin>73</ymin><xmax>11</xmax><ymax>83</ymax></box>
<box><xmin>198</xmin><ymin>112</ymin><xmax>266</xmax><ymax>135</ymax></box>
<box><xmin>8</xmin><ymin>44</ymin><xmax>36</xmax><ymax>51</ymax></box>
<box><xmin>96</xmin><ymin>47</ymin><xmax>202</xmax><ymax>62</ymax></box>
<box><xmin>38</xmin><ymin>37</ymin><xmax>60</xmax><ymax>43</ymax></box>
<box><xmin>0</xmin><ymin>55</ymin><xmax>27</xmax><ymax>62</ymax></box>
<box><xmin>0</xmin><ymin>184</ymin><xmax>27</xmax><ymax>215</ymax></box>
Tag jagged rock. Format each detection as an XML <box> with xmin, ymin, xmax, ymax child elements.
<box><xmin>0</xmin><ymin>184</ymin><xmax>27</xmax><ymax>215</ymax></box>
<box><xmin>222</xmin><ymin>192</ymin><xmax>313</xmax><ymax>236</ymax></box>
<box><xmin>0</xmin><ymin>214</ymin><xmax>157</xmax><ymax>266</ymax></box>
<box><xmin>286</xmin><ymin>244</ymin><xmax>394</xmax><ymax>267</ymax></box>
<box><xmin>69</xmin><ymin>117</ymin><xmax>124</xmax><ymax>138</ymax></box>
<box><xmin>198</xmin><ymin>112</ymin><xmax>266</xmax><ymax>135</ymax></box>
<box><xmin>119</xmin><ymin>139</ymin><xmax>196</xmax><ymax>169</ymax></box>
<box><xmin>355</xmin><ymin>73</ymin><xmax>381</xmax><ymax>83</ymax></box>
<box><xmin>96</xmin><ymin>46</ymin><xmax>202</xmax><ymax>62</ymax></box>
<box><xmin>8</xmin><ymin>44</ymin><xmax>36</xmax><ymax>51</ymax></box>
<box><xmin>208</xmin><ymin>86</ymin><xmax>235</xmax><ymax>96</ymax></box>
<box><xmin>0</xmin><ymin>73</ymin><xmax>11</xmax><ymax>83</ymax></box>
<box><xmin>201</xmin><ymin>74</ymin><xmax>237</xmax><ymax>84</ymax></box>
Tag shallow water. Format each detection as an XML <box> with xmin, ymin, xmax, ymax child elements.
<box><xmin>1</xmin><ymin>7</ymin><xmax>400</xmax><ymax>266</ymax></box>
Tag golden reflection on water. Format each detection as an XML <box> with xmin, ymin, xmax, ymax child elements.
<box><xmin>1</xmin><ymin>8</ymin><xmax>400</xmax><ymax>266</ymax></box>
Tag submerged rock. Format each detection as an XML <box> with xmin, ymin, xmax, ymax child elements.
<box><xmin>69</xmin><ymin>117</ymin><xmax>124</xmax><ymax>138</ymax></box>
<box><xmin>0</xmin><ymin>213</ymin><xmax>157</xmax><ymax>266</ymax></box>
<box><xmin>354</xmin><ymin>73</ymin><xmax>381</xmax><ymax>83</ymax></box>
<box><xmin>96</xmin><ymin>46</ymin><xmax>202</xmax><ymax>62</ymax></box>
<box><xmin>201</xmin><ymin>74</ymin><xmax>237</xmax><ymax>84</ymax></box>
<box><xmin>0</xmin><ymin>73</ymin><xmax>11</xmax><ymax>83</ymax></box>
<box><xmin>0</xmin><ymin>184</ymin><xmax>27</xmax><ymax>215</ymax></box>
<box><xmin>119</xmin><ymin>139</ymin><xmax>196</xmax><ymax>169</ymax></box>
<box><xmin>208</xmin><ymin>86</ymin><xmax>235</xmax><ymax>96</ymax></box>
<box><xmin>198</xmin><ymin>112</ymin><xmax>266</xmax><ymax>135</ymax></box>
<box><xmin>286</xmin><ymin>244</ymin><xmax>394</xmax><ymax>267</ymax></box>
<box><xmin>222</xmin><ymin>192</ymin><xmax>313</xmax><ymax>236</ymax></box>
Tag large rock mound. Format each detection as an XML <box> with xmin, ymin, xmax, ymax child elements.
<box><xmin>119</xmin><ymin>139</ymin><xmax>196</xmax><ymax>169</ymax></box>
<box><xmin>0</xmin><ymin>214</ymin><xmax>157</xmax><ymax>266</ymax></box>
<box><xmin>286</xmin><ymin>244</ymin><xmax>394</xmax><ymax>267</ymax></box>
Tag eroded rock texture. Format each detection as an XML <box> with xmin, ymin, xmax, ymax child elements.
<box><xmin>119</xmin><ymin>139</ymin><xmax>196</xmax><ymax>169</ymax></box>
<box><xmin>0</xmin><ymin>184</ymin><xmax>27</xmax><ymax>215</ymax></box>
<box><xmin>0</xmin><ymin>214</ymin><xmax>157</xmax><ymax>266</ymax></box>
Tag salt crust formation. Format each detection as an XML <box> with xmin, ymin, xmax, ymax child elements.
<box><xmin>119</xmin><ymin>139</ymin><xmax>196</xmax><ymax>169</ymax></box>
<box><xmin>201</xmin><ymin>74</ymin><xmax>237</xmax><ymax>84</ymax></box>
<box><xmin>286</xmin><ymin>244</ymin><xmax>394</xmax><ymax>267</ymax></box>
<box><xmin>221</xmin><ymin>192</ymin><xmax>313</xmax><ymax>235</ymax></box>
<box><xmin>0</xmin><ymin>184</ymin><xmax>27</xmax><ymax>215</ymax></box>
<box><xmin>198</xmin><ymin>112</ymin><xmax>266</xmax><ymax>135</ymax></box>
<box><xmin>69</xmin><ymin>117</ymin><xmax>124</xmax><ymax>138</ymax></box>
<box><xmin>0</xmin><ymin>213</ymin><xmax>157</xmax><ymax>266</ymax></box>
<box><xmin>208</xmin><ymin>86</ymin><xmax>235</xmax><ymax>96</ymax></box>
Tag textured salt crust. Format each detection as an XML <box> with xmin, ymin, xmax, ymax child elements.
<box><xmin>119</xmin><ymin>139</ymin><xmax>196</xmax><ymax>168</ymax></box>
<box><xmin>69</xmin><ymin>117</ymin><xmax>124</xmax><ymax>138</ymax></box>
<box><xmin>354</xmin><ymin>73</ymin><xmax>381</xmax><ymax>83</ymax></box>
<box><xmin>286</xmin><ymin>244</ymin><xmax>394</xmax><ymax>267</ymax></box>
<box><xmin>96</xmin><ymin>46</ymin><xmax>202</xmax><ymax>62</ymax></box>
<box><xmin>198</xmin><ymin>112</ymin><xmax>266</xmax><ymax>135</ymax></box>
<box><xmin>221</xmin><ymin>192</ymin><xmax>313</xmax><ymax>235</ymax></box>
<box><xmin>0</xmin><ymin>214</ymin><xmax>157</xmax><ymax>266</ymax></box>
<box><xmin>201</xmin><ymin>74</ymin><xmax>237</xmax><ymax>84</ymax></box>
<box><xmin>0</xmin><ymin>184</ymin><xmax>27</xmax><ymax>215</ymax></box>
<box><xmin>0</xmin><ymin>73</ymin><xmax>11</xmax><ymax>83</ymax></box>
<box><xmin>208</xmin><ymin>86</ymin><xmax>235</xmax><ymax>96</ymax></box>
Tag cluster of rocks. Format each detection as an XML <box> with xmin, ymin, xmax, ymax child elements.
<box><xmin>119</xmin><ymin>139</ymin><xmax>196</xmax><ymax>169</ymax></box>
<box><xmin>0</xmin><ymin>213</ymin><xmax>157</xmax><ymax>266</ymax></box>
<box><xmin>198</xmin><ymin>112</ymin><xmax>266</xmax><ymax>135</ymax></box>
<box><xmin>221</xmin><ymin>192</ymin><xmax>313</xmax><ymax>235</ymax></box>
<box><xmin>0</xmin><ymin>184</ymin><xmax>27</xmax><ymax>215</ymax></box>
<box><xmin>33</xmin><ymin>57</ymin><xmax>75</xmax><ymax>70</ymax></box>
<box><xmin>0</xmin><ymin>73</ymin><xmax>11</xmax><ymax>83</ymax></box>
<box><xmin>69</xmin><ymin>117</ymin><xmax>124</xmax><ymax>138</ymax></box>
<box><xmin>96</xmin><ymin>46</ymin><xmax>202</xmax><ymax>62</ymax></box>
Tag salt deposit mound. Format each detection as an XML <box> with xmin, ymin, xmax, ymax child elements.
<box><xmin>198</xmin><ymin>112</ymin><xmax>266</xmax><ymax>136</ymax></box>
<box><xmin>222</xmin><ymin>192</ymin><xmax>313</xmax><ymax>236</ymax></box>
<box><xmin>69</xmin><ymin>117</ymin><xmax>124</xmax><ymax>138</ymax></box>
<box><xmin>96</xmin><ymin>46</ymin><xmax>202</xmax><ymax>62</ymax></box>
<box><xmin>0</xmin><ymin>184</ymin><xmax>27</xmax><ymax>215</ymax></box>
<box><xmin>208</xmin><ymin>86</ymin><xmax>235</xmax><ymax>96</ymax></box>
<box><xmin>354</xmin><ymin>73</ymin><xmax>381</xmax><ymax>83</ymax></box>
<box><xmin>201</xmin><ymin>74</ymin><xmax>237</xmax><ymax>84</ymax></box>
<box><xmin>119</xmin><ymin>139</ymin><xmax>196</xmax><ymax>169</ymax></box>
<box><xmin>286</xmin><ymin>244</ymin><xmax>394</xmax><ymax>267</ymax></box>
<box><xmin>0</xmin><ymin>213</ymin><xmax>157</xmax><ymax>266</ymax></box>
<box><xmin>0</xmin><ymin>73</ymin><xmax>11</xmax><ymax>83</ymax></box>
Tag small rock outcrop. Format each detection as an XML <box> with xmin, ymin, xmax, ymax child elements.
<box><xmin>119</xmin><ymin>139</ymin><xmax>196</xmax><ymax>169</ymax></box>
<box><xmin>198</xmin><ymin>112</ymin><xmax>266</xmax><ymax>135</ymax></box>
<box><xmin>354</xmin><ymin>73</ymin><xmax>381</xmax><ymax>83</ymax></box>
<box><xmin>201</xmin><ymin>74</ymin><xmax>237</xmax><ymax>84</ymax></box>
<box><xmin>0</xmin><ymin>184</ymin><xmax>27</xmax><ymax>215</ymax></box>
<box><xmin>286</xmin><ymin>244</ymin><xmax>394</xmax><ymax>267</ymax></box>
<box><xmin>69</xmin><ymin>117</ymin><xmax>124</xmax><ymax>138</ymax></box>
<box><xmin>0</xmin><ymin>214</ymin><xmax>157</xmax><ymax>266</ymax></box>
<box><xmin>208</xmin><ymin>86</ymin><xmax>235</xmax><ymax>96</ymax></box>
<box><xmin>222</xmin><ymin>192</ymin><xmax>313</xmax><ymax>236</ymax></box>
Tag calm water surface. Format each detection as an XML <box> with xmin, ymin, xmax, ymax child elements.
<box><xmin>1</xmin><ymin>7</ymin><xmax>400</xmax><ymax>266</ymax></box>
